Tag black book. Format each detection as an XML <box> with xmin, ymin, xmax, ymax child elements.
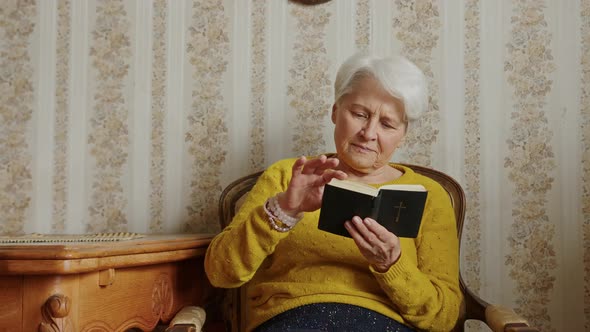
<box><xmin>317</xmin><ymin>178</ymin><xmax>428</xmax><ymax>238</ymax></box>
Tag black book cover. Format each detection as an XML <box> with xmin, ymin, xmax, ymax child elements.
<box><xmin>317</xmin><ymin>180</ymin><xmax>428</xmax><ymax>238</ymax></box>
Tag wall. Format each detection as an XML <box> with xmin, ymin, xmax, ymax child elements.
<box><xmin>0</xmin><ymin>0</ymin><xmax>588</xmax><ymax>331</ymax></box>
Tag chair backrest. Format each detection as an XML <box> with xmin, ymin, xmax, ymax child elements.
<box><xmin>217</xmin><ymin>164</ymin><xmax>478</xmax><ymax>331</ymax></box>
<box><xmin>219</xmin><ymin>171</ymin><xmax>264</xmax><ymax>229</ymax></box>
<box><xmin>217</xmin><ymin>171</ymin><xmax>264</xmax><ymax>332</ymax></box>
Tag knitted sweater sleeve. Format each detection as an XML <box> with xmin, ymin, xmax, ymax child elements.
<box><xmin>204</xmin><ymin>159</ymin><xmax>294</xmax><ymax>288</ymax></box>
<box><xmin>371</xmin><ymin>178</ymin><xmax>462</xmax><ymax>332</ymax></box>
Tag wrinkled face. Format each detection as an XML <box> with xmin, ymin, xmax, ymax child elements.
<box><xmin>332</xmin><ymin>76</ymin><xmax>407</xmax><ymax>175</ymax></box>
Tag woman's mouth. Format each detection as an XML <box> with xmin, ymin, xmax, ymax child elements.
<box><xmin>351</xmin><ymin>144</ymin><xmax>375</xmax><ymax>153</ymax></box>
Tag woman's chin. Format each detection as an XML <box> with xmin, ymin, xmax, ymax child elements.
<box><xmin>339</xmin><ymin>156</ymin><xmax>375</xmax><ymax>174</ymax></box>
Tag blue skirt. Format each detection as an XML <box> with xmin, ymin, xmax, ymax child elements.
<box><xmin>253</xmin><ymin>302</ymin><xmax>416</xmax><ymax>332</ymax></box>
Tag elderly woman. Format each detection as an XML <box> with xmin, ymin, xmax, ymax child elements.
<box><xmin>205</xmin><ymin>53</ymin><xmax>462</xmax><ymax>332</ymax></box>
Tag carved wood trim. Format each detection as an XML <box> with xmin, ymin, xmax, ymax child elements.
<box><xmin>39</xmin><ymin>294</ymin><xmax>74</xmax><ymax>332</ymax></box>
<box><xmin>84</xmin><ymin>320</ymin><xmax>161</xmax><ymax>332</ymax></box>
<box><xmin>152</xmin><ymin>273</ymin><xmax>174</xmax><ymax>322</ymax></box>
<box><xmin>79</xmin><ymin>321</ymin><xmax>116</xmax><ymax>332</ymax></box>
<box><xmin>80</xmin><ymin>274</ymin><xmax>175</xmax><ymax>332</ymax></box>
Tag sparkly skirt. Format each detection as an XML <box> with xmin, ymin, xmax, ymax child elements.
<box><xmin>253</xmin><ymin>302</ymin><xmax>415</xmax><ymax>332</ymax></box>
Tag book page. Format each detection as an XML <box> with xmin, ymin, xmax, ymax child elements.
<box><xmin>327</xmin><ymin>178</ymin><xmax>378</xmax><ymax>197</ymax></box>
<box><xmin>379</xmin><ymin>184</ymin><xmax>426</xmax><ymax>192</ymax></box>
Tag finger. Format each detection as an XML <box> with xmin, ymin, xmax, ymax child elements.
<box><xmin>322</xmin><ymin>156</ymin><xmax>340</xmax><ymax>169</ymax></box>
<box><xmin>313</xmin><ymin>159</ymin><xmax>341</xmax><ymax>176</ymax></box>
<box><xmin>301</xmin><ymin>155</ymin><xmax>341</xmax><ymax>177</ymax></box>
<box><xmin>346</xmin><ymin>217</ymin><xmax>400</xmax><ymax>269</ymax></box>
<box><xmin>301</xmin><ymin>155</ymin><xmax>327</xmax><ymax>175</ymax></box>
<box><xmin>349</xmin><ymin>216</ymin><xmax>379</xmax><ymax>243</ymax></box>
<box><xmin>320</xmin><ymin>169</ymin><xmax>348</xmax><ymax>183</ymax></box>
<box><xmin>320</xmin><ymin>155</ymin><xmax>340</xmax><ymax>168</ymax></box>
<box><xmin>357</xmin><ymin>219</ymin><xmax>396</xmax><ymax>257</ymax></box>
<box><xmin>345</xmin><ymin>216</ymin><xmax>373</xmax><ymax>246</ymax></box>
<box><xmin>291</xmin><ymin>156</ymin><xmax>307</xmax><ymax>176</ymax></box>
<box><xmin>346</xmin><ymin>218</ymin><xmax>386</xmax><ymax>262</ymax></box>
<box><xmin>344</xmin><ymin>219</ymin><xmax>370</xmax><ymax>248</ymax></box>
<box><xmin>313</xmin><ymin>165</ymin><xmax>327</xmax><ymax>175</ymax></box>
<box><xmin>302</xmin><ymin>155</ymin><xmax>341</xmax><ymax>176</ymax></box>
<box><xmin>361</xmin><ymin>218</ymin><xmax>394</xmax><ymax>242</ymax></box>
<box><xmin>362</xmin><ymin>219</ymin><xmax>400</xmax><ymax>259</ymax></box>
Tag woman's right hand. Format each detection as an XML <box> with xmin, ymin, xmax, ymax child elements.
<box><xmin>276</xmin><ymin>155</ymin><xmax>347</xmax><ymax>216</ymax></box>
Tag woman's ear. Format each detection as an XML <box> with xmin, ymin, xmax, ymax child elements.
<box><xmin>331</xmin><ymin>103</ymin><xmax>338</xmax><ymax>124</ymax></box>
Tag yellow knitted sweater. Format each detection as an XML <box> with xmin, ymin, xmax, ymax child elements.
<box><xmin>205</xmin><ymin>157</ymin><xmax>462</xmax><ymax>331</ymax></box>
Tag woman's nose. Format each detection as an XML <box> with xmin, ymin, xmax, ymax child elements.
<box><xmin>360</xmin><ymin>121</ymin><xmax>378</xmax><ymax>140</ymax></box>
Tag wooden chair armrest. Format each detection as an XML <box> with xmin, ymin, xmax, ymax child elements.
<box><xmin>460</xmin><ymin>276</ymin><xmax>539</xmax><ymax>332</ymax></box>
<box><xmin>485</xmin><ymin>305</ymin><xmax>539</xmax><ymax>332</ymax></box>
<box><xmin>165</xmin><ymin>306</ymin><xmax>206</xmax><ymax>332</ymax></box>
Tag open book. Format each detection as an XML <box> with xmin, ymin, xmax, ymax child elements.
<box><xmin>317</xmin><ymin>178</ymin><xmax>428</xmax><ymax>238</ymax></box>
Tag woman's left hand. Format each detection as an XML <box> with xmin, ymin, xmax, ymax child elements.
<box><xmin>344</xmin><ymin>216</ymin><xmax>402</xmax><ymax>273</ymax></box>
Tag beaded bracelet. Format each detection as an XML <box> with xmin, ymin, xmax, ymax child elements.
<box><xmin>263</xmin><ymin>200</ymin><xmax>293</xmax><ymax>232</ymax></box>
<box><xmin>268</xmin><ymin>195</ymin><xmax>302</xmax><ymax>227</ymax></box>
<box><xmin>263</xmin><ymin>195</ymin><xmax>303</xmax><ymax>232</ymax></box>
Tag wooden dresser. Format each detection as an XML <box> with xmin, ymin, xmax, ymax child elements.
<box><xmin>0</xmin><ymin>233</ymin><xmax>215</xmax><ymax>332</ymax></box>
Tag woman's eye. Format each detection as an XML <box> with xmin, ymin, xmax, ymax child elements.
<box><xmin>353</xmin><ymin>112</ymin><xmax>368</xmax><ymax>118</ymax></box>
<box><xmin>382</xmin><ymin>122</ymin><xmax>396</xmax><ymax>129</ymax></box>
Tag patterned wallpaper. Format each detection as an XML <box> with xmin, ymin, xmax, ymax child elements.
<box><xmin>87</xmin><ymin>0</ymin><xmax>132</xmax><ymax>233</ymax></box>
<box><xmin>355</xmin><ymin>0</ymin><xmax>370</xmax><ymax>50</ymax></box>
<box><xmin>249</xmin><ymin>0</ymin><xmax>267</xmax><ymax>172</ymax></box>
<box><xmin>150</xmin><ymin>0</ymin><xmax>167</xmax><ymax>232</ymax></box>
<box><xmin>53</xmin><ymin>0</ymin><xmax>71</xmax><ymax>232</ymax></box>
<box><xmin>504</xmin><ymin>1</ymin><xmax>556</xmax><ymax>330</ymax></box>
<box><xmin>581</xmin><ymin>0</ymin><xmax>590</xmax><ymax>329</ymax></box>
<box><xmin>392</xmin><ymin>0</ymin><xmax>441</xmax><ymax>167</ymax></box>
<box><xmin>185</xmin><ymin>0</ymin><xmax>230</xmax><ymax>233</ymax></box>
<box><xmin>289</xmin><ymin>2</ymin><xmax>332</xmax><ymax>156</ymax></box>
<box><xmin>0</xmin><ymin>0</ymin><xmax>588</xmax><ymax>331</ymax></box>
<box><xmin>462</xmin><ymin>0</ymin><xmax>482</xmax><ymax>301</ymax></box>
<box><xmin>0</xmin><ymin>0</ymin><xmax>35</xmax><ymax>235</ymax></box>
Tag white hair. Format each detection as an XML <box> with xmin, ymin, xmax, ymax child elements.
<box><xmin>334</xmin><ymin>52</ymin><xmax>428</xmax><ymax>122</ymax></box>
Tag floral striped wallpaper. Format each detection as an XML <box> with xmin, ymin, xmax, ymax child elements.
<box><xmin>248</xmin><ymin>0</ymin><xmax>267</xmax><ymax>172</ymax></box>
<box><xmin>462</xmin><ymin>0</ymin><xmax>482</xmax><ymax>308</ymax></box>
<box><xmin>150</xmin><ymin>0</ymin><xmax>168</xmax><ymax>232</ymax></box>
<box><xmin>0</xmin><ymin>0</ymin><xmax>35</xmax><ymax>236</ymax></box>
<box><xmin>88</xmin><ymin>0</ymin><xmax>132</xmax><ymax>233</ymax></box>
<box><xmin>53</xmin><ymin>0</ymin><xmax>71</xmax><ymax>232</ymax></box>
<box><xmin>392</xmin><ymin>0</ymin><xmax>441</xmax><ymax>167</ymax></box>
<box><xmin>504</xmin><ymin>2</ymin><xmax>556</xmax><ymax>330</ymax></box>
<box><xmin>289</xmin><ymin>2</ymin><xmax>332</xmax><ymax>156</ymax></box>
<box><xmin>0</xmin><ymin>0</ymin><xmax>588</xmax><ymax>331</ymax></box>
<box><xmin>581</xmin><ymin>0</ymin><xmax>590</xmax><ymax>329</ymax></box>
<box><xmin>185</xmin><ymin>0</ymin><xmax>230</xmax><ymax>233</ymax></box>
